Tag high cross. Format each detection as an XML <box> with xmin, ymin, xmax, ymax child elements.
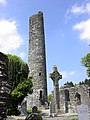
<box><xmin>49</xmin><ymin>65</ymin><xmax>62</xmax><ymax>114</ymax></box>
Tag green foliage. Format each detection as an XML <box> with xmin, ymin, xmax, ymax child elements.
<box><xmin>81</xmin><ymin>53</ymin><xmax>90</xmax><ymax>77</ymax></box>
<box><xmin>7</xmin><ymin>54</ymin><xmax>29</xmax><ymax>89</ymax></box>
<box><xmin>6</xmin><ymin>54</ymin><xmax>33</xmax><ymax>115</ymax></box>
<box><xmin>78</xmin><ymin>79</ymin><xmax>90</xmax><ymax>86</ymax></box>
<box><xmin>64</xmin><ymin>81</ymin><xmax>74</xmax><ymax>87</ymax></box>
<box><xmin>64</xmin><ymin>79</ymin><xmax>90</xmax><ymax>87</ymax></box>
<box><xmin>72</xmin><ymin>118</ymin><xmax>78</xmax><ymax>120</ymax></box>
<box><xmin>71</xmin><ymin>118</ymin><xmax>78</xmax><ymax>120</ymax></box>
<box><xmin>27</xmin><ymin>109</ymin><xmax>42</xmax><ymax>114</ymax></box>
<box><xmin>27</xmin><ymin>109</ymin><xmax>32</xmax><ymax>114</ymax></box>
<box><xmin>68</xmin><ymin>115</ymin><xmax>78</xmax><ymax>120</ymax></box>
<box><xmin>48</xmin><ymin>94</ymin><xmax>53</xmax><ymax>102</ymax></box>
<box><xmin>11</xmin><ymin>77</ymin><xmax>33</xmax><ymax>104</ymax></box>
<box><xmin>6</xmin><ymin>108</ymin><xmax>20</xmax><ymax>116</ymax></box>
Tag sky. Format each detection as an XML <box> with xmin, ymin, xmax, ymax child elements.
<box><xmin>0</xmin><ymin>0</ymin><xmax>90</xmax><ymax>94</ymax></box>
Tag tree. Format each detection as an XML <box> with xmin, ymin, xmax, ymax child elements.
<box><xmin>78</xmin><ymin>79</ymin><xmax>90</xmax><ymax>86</ymax></box>
<box><xmin>48</xmin><ymin>94</ymin><xmax>53</xmax><ymax>103</ymax></box>
<box><xmin>11</xmin><ymin>77</ymin><xmax>33</xmax><ymax>104</ymax></box>
<box><xmin>10</xmin><ymin>77</ymin><xmax>33</xmax><ymax>115</ymax></box>
<box><xmin>64</xmin><ymin>81</ymin><xmax>74</xmax><ymax>87</ymax></box>
<box><xmin>81</xmin><ymin>53</ymin><xmax>90</xmax><ymax>77</ymax></box>
<box><xmin>6</xmin><ymin>54</ymin><xmax>33</xmax><ymax>115</ymax></box>
<box><xmin>7</xmin><ymin>54</ymin><xmax>29</xmax><ymax>89</ymax></box>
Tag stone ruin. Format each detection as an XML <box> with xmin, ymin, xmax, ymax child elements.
<box><xmin>50</xmin><ymin>66</ymin><xmax>90</xmax><ymax>116</ymax></box>
<box><xmin>27</xmin><ymin>12</ymin><xmax>90</xmax><ymax>116</ymax></box>
<box><xmin>59</xmin><ymin>84</ymin><xmax>90</xmax><ymax>114</ymax></box>
<box><xmin>0</xmin><ymin>52</ymin><xmax>11</xmax><ymax>119</ymax></box>
<box><xmin>50</xmin><ymin>85</ymin><xmax>90</xmax><ymax>115</ymax></box>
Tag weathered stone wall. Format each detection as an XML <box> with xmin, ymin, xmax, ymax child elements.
<box><xmin>0</xmin><ymin>52</ymin><xmax>10</xmax><ymax>118</ymax></box>
<box><xmin>28</xmin><ymin>11</ymin><xmax>47</xmax><ymax>109</ymax></box>
<box><xmin>59</xmin><ymin>85</ymin><xmax>90</xmax><ymax>114</ymax></box>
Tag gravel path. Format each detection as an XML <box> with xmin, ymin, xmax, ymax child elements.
<box><xmin>45</xmin><ymin>116</ymin><xmax>78</xmax><ymax>120</ymax></box>
<box><xmin>6</xmin><ymin>116</ymin><xmax>16</xmax><ymax>120</ymax></box>
<box><xmin>46</xmin><ymin>116</ymin><xmax>67</xmax><ymax>120</ymax></box>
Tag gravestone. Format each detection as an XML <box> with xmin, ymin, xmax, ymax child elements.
<box><xmin>49</xmin><ymin>102</ymin><xmax>56</xmax><ymax>117</ymax></box>
<box><xmin>21</xmin><ymin>98</ymin><xmax>27</xmax><ymax>116</ymax></box>
<box><xmin>32</xmin><ymin>106</ymin><xmax>38</xmax><ymax>113</ymax></box>
<box><xmin>77</xmin><ymin>104</ymin><xmax>89</xmax><ymax>120</ymax></box>
<box><xmin>25</xmin><ymin>106</ymin><xmax>43</xmax><ymax>120</ymax></box>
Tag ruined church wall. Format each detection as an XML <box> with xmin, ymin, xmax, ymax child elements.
<box><xmin>59</xmin><ymin>85</ymin><xmax>90</xmax><ymax>114</ymax></box>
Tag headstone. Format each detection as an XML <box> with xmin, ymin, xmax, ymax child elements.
<box><xmin>32</xmin><ymin>106</ymin><xmax>38</xmax><ymax>113</ymax></box>
<box><xmin>25</xmin><ymin>106</ymin><xmax>43</xmax><ymax>120</ymax></box>
<box><xmin>49</xmin><ymin>102</ymin><xmax>56</xmax><ymax>117</ymax></box>
<box><xmin>77</xmin><ymin>104</ymin><xmax>89</xmax><ymax>120</ymax></box>
<box><xmin>21</xmin><ymin>98</ymin><xmax>27</xmax><ymax>116</ymax></box>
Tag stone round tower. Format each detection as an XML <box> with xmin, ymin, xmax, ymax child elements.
<box><xmin>28</xmin><ymin>11</ymin><xmax>47</xmax><ymax>109</ymax></box>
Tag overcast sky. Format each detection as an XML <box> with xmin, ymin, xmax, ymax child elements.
<box><xmin>0</xmin><ymin>0</ymin><xmax>90</xmax><ymax>94</ymax></box>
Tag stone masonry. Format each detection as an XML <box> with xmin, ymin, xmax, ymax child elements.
<box><xmin>50</xmin><ymin>84</ymin><xmax>90</xmax><ymax>114</ymax></box>
<box><xmin>49</xmin><ymin>65</ymin><xmax>62</xmax><ymax>114</ymax></box>
<box><xmin>27</xmin><ymin>11</ymin><xmax>47</xmax><ymax>109</ymax></box>
<box><xmin>60</xmin><ymin>84</ymin><xmax>90</xmax><ymax>114</ymax></box>
<box><xmin>0</xmin><ymin>52</ymin><xmax>11</xmax><ymax>119</ymax></box>
<box><xmin>27</xmin><ymin>11</ymin><xmax>90</xmax><ymax>115</ymax></box>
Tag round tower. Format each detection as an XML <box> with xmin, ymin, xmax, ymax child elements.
<box><xmin>28</xmin><ymin>11</ymin><xmax>47</xmax><ymax>108</ymax></box>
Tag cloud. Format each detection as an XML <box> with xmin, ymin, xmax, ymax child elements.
<box><xmin>65</xmin><ymin>2</ymin><xmax>90</xmax><ymax>23</ymax></box>
<box><xmin>61</xmin><ymin>71</ymin><xmax>76</xmax><ymax>79</ymax></box>
<box><xmin>71</xmin><ymin>2</ymin><xmax>90</xmax><ymax>15</ymax></box>
<box><xmin>0</xmin><ymin>0</ymin><xmax>7</xmax><ymax>6</ymax></box>
<box><xmin>0</xmin><ymin>19</ymin><xmax>23</xmax><ymax>53</ymax></box>
<box><xmin>73</xmin><ymin>18</ymin><xmax>90</xmax><ymax>43</ymax></box>
<box><xmin>65</xmin><ymin>9</ymin><xmax>72</xmax><ymax>24</ymax></box>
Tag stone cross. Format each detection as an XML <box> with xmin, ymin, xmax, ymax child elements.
<box><xmin>49</xmin><ymin>65</ymin><xmax>62</xmax><ymax>114</ymax></box>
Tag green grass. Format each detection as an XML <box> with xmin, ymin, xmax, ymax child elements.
<box><xmin>72</xmin><ymin>117</ymin><xmax>78</xmax><ymax>120</ymax></box>
<box><xmin>69</xmin><ymin>116</ymin><xmax>78</xmax><ymax>120</ymax></box>
<box><xmin>27</xmin><ymin>109</ymin><xmax>42</xmax><ymax>114</ymax></box>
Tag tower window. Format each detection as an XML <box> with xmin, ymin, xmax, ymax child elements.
<box><xmin>40</xmin><ymin>90</ymin><xmax>42</xmax><ymax>99</ymax></box>
<box><xmin>39</xmin><ymin>72</ymin><xmax>41</xmax><ymax>76</ymax></box>
<box><xmin>75</xmin><ymin>92</ymin><xmax>81</xmax><ymax>105</ymax></box>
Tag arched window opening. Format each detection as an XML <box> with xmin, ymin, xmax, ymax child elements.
<box><xmin>75</xmin><ymin>92</ymin><xmax>81</xmax><ymax>105</ymax></box>
<box><xmin>65</xmin><ymin>89</ymin><xmax>70</xmax><ymax>101</ymax></box>
<box><xmin>64</xmin><ymin>89</ymin><xmax>70</xmax><ymax>113</ymax></box>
